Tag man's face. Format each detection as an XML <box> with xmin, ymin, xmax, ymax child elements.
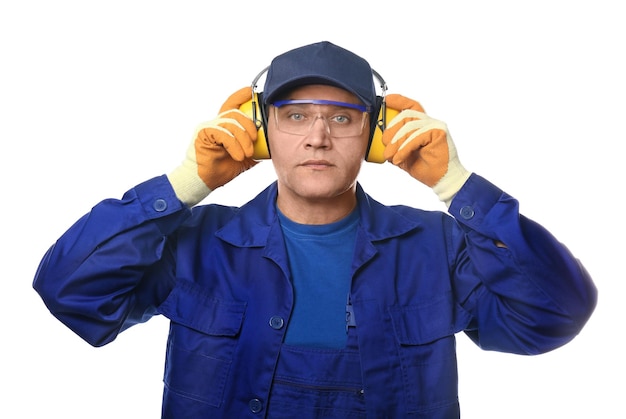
<box><xmin>267</xmin><ymin>84</ymin><xmax>370</xmax><ymax>203</ymax></box>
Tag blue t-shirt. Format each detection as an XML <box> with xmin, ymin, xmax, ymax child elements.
<box><xmin>277</xmin><ymin>208</ymin><xmax>359</xmax><ymax>349</ymax></box>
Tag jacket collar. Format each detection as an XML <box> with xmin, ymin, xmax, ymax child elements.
<box><xmin>215</xmin><ymin>182</ymin><xmax>423</xmax><ymax>247</ymax></box>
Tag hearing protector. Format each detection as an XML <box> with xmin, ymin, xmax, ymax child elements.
<box><xmin>239</xmin><ymin>67</ymin><xmax>398</xmax><ymax>163</ymax></box>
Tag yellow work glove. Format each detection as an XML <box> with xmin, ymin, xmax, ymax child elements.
<box><xmin>382</xmin><ymin>94</ymin><xmax>471</xmax><ymax>206</ymax></box>
<box><xmin>168</xmin><ymin>87</ymin><xmax>258</xmax><ymax>206</ymax></box>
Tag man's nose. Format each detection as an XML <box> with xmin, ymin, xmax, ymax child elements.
<box><xmin>312</xmin><ymin>115</ymin><xmax>331</xmax><ymax>134</ymax></box>
<box><xmin>305</xmin><ymin>116</ymin><xmax>332</xmax><ymax>146</ymax></box>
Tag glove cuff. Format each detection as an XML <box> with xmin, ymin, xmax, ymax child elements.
<box><xmin>432</xmin><ymin>158</ymin><xmax>471</xmax><ymax>207</ymax></box>
<box><xmin>167</xmin><ymin>161</ymin><xmax>212</xmax><ymax>207</ymax></box>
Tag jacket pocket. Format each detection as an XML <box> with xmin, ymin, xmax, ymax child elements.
<box><xmin>158</xmin><ymin>281</ymin><xmax>246</xmax><ymax>407</ymax></box>
<box><xmin>388</xmin><ymin>292</ymin><xmax>468</xmax><ymax>415</ymax></box>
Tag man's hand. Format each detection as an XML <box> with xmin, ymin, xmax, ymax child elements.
<box><xmin>168</xmin><ymin>87</ymin><xmax>258</xmax><ymax>206</ymax></box>
<box><xmin>382</xmin><ymin>94</ymin><xmax>470</xmax><ymax>206</ymax></box>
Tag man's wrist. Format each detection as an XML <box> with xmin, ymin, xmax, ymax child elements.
<box><xmin>432</xmin><ymin>162</ymin><xmax>471</xmax><ymax>207</ymax></box>
<box><xmin>167</xmin><ymin>163</ymin><xmax>212</xmax><ymax>207</ymax></box>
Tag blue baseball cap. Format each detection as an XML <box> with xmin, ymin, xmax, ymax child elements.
<box><xmin>263</xmin><ymin>41</ymin><xmax>377</xmax><ymax>109</ymax></box>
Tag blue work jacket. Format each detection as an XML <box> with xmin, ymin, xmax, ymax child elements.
<box><xmin>34</xmin><ymin>173</ymin><xmax>596</xmax><ymax>418</ymax></box>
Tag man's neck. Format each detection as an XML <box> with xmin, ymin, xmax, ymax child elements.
<box><xmin>276</xmin><ymin>188</ymin><xmax>357</xmax><ymax>225</ymax></box>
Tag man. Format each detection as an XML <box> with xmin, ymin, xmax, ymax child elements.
<box><xmin>33</xmin><ymin>41</ymin><xmax>597</xmax><ymax>418</ymax></box>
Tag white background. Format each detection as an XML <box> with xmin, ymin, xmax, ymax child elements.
<box><xmin>1</xmin><ymin>1</ymin><xmax>622</xmax><ymax>417</ymax></box>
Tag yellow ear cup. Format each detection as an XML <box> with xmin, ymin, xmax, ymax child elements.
<box><xmin>239</xmin><ymin>94</ymin><xmax>270</xmax><ymax>160</ymax></box>
<box><xmin>367</xmin><ymin>106</ymin><xmax>399</xmax><ymax>163</ymax></box>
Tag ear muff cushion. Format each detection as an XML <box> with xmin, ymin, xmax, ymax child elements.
<box><xmin>366</xmin><ymin>96</ymin><xmax>385</xmax><ymax>163</ymax></box>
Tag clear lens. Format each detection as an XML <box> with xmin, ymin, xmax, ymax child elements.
<box><xmin>273</xmin><ymin>101</ymin><xmax>368</xmax><ymax>138</ymax></box>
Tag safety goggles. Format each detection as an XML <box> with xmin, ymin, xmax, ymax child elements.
<box><xmin>271</xmin><ymin>99</ymin><xmax>370</xmax><ymax>138</ymax></box>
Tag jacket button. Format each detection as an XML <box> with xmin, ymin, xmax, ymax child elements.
<box><xmin>459</xmin><ymin>205</ymin><xmax>475</xmax><ymax>220</ymax></box>
<box><xmin>249</xmin><ymin>398</ymin><xmax>263</xmax><ymax>413</ymax></box>
<box><xmin>269</xmin><ymin>316</ymin><xmax>284</xmax><ymax>330</ymax></box>
<box><xmin>153</xmin><ymin>199</ymin><xmax>168</xmax><ymax>212</ymax></box>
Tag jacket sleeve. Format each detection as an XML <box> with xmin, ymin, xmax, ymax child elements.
<box><xmin>33</xmin><ymin>175</ymin><xmax>191</xmax><ymax>347</ymax></box>
<box><xmin>449</xmin><ymin>174</ymin><xmax>597</xmax><ymax>355</ymax></box>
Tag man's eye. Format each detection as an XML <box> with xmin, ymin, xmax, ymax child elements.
<box><xmin>332</xmin><ymin>115</ymin><xmax>351</xmax><ymax>124</ymax></box>
<box><xmin>289</xmin><ymin>113</ymin><xmax>306</xmax><ymax>122</ymax></box>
